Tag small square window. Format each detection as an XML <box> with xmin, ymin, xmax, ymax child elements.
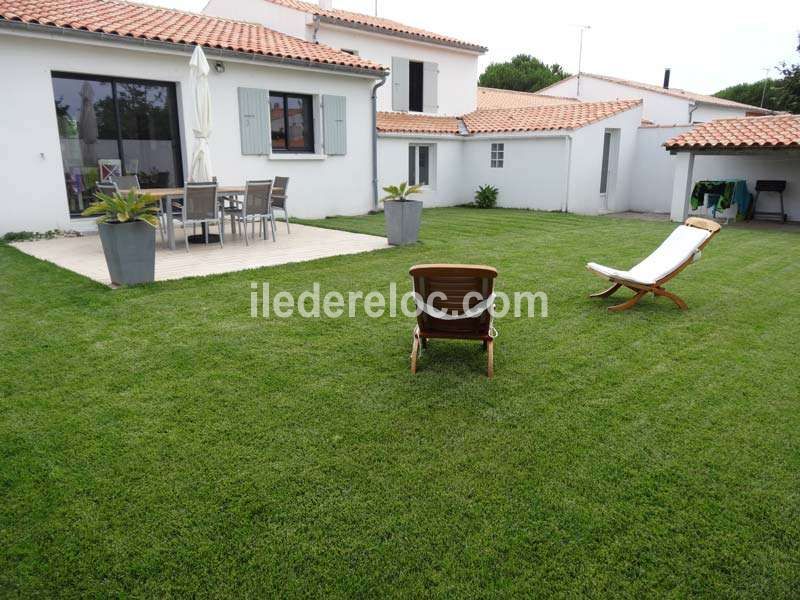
<box><xmin>490</xmin><ymin>143</ymin><xmax>504</xmax><ymax>168</ymax></box>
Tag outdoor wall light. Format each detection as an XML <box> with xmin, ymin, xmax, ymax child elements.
<box><xmin>214</xmin><ymin>61</ymin><xmax>225</xmax><ymax>74</ymax></box>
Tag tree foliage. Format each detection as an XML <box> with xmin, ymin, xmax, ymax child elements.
<box><xmin>714</xmin><ymin>35</ymin><xmax>800</xmax><ymax>114</ymax></box>
<box><xmin>478</xmin><ymin>54</ymin><xmax>569</xmax><ymax>93</ymax></box>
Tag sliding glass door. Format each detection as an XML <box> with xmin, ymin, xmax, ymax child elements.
<box><xmin>51</xmin><ymin>73</ymin><xmax>183</xmax><ymax>216</ymax></box>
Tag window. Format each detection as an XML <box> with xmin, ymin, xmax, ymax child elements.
<box><xmin>408</xmin><ymin>144</ymin><xmax>434</xmax><ymax>186</ymax></box>
<box><xmin>409</xmin><ymin>61</ymin><xmax>424</xmax><ymax>112</ymax></box>
<box><xmin>269</xmin><ymin>92</ymin><xmax>315</xmax><ymax>153</ymax></box>
<box><xmin>490</xmin><ymin>143</ymin><xmax>504</xmax><ymax>168</ymax></box>
<box><xmin>51</xmin><ymin>73</ymin><xmax>183</xmax><ymax>217</ymax></box>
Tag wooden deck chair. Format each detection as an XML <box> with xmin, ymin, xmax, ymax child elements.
<box><xmin>409</xmin><ymin>264</ymin><xmax>498</xmax><ymax>377</ymax></box>
<box><xmin>587</xmin><ymin>217</ymin><xmax>721</xmax><ymax>312</ymax></box>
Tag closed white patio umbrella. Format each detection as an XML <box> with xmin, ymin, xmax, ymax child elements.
<box><xmin>189</xmin><ymin>45</ymin><xmax>213</xmax><ymax>182</ymax></box>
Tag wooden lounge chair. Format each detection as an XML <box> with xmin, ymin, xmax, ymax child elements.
<box><xmin>409</xmin><ymin>264</ymin><xmax>498</xmax><ymax>377</ymax></box>
<box><xmin>587</xmin><ymin>217</ymin><xmax>721</xmax><ymax>312</ymax></box>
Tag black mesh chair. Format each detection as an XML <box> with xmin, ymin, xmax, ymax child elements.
<box><xmin>271</xmin><ymin>176</ymin><xmax>290</xmax><ymax>234</ymax></box>
<box><xmin>228</xmin><ymin>180</ymin><xmax>276</xmax><ymax>245</ymax></box>
<box><xmin>174</xmin><ymin>181</ymin><xmax>222</xmax><ymax>251</ymax></box>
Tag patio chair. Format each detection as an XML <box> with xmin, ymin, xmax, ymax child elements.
<box><xmin>95</xmin><ymin>181</ymin><xmax>118</xmax><ymax>197</ymax></box>
<box><xmin>174</xmin><ymin>181</ymin><xmax>222</xmax><ymax>251</ymax></box>
<box><xmin>586</xmin><ymin>217</ymin><xmax>721</xmax><ymax>312</ymax></box>
<box><xmin>409</xmin><ymin>264</ymin><xmax>498</xmax><ymax>378</ymax></box>
<box><xmin>228</xmin><ymin>180</ymin><xmax>276</xmax><ymax>245</ymax></box>
<box><xmin>271</xmin><ymin>176</ymin><xmax>290</xmax><ymax>233</ymax></box>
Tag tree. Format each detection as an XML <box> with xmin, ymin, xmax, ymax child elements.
<box><xmin>478</xmin><ymin>54</ymin><xmax>569</xmax><ymax>93</ymax></box>
<box><xmin>713</xmin><ymin>35</ymin><xmax>799</xmax><ymax>114</ymax></box>
<box><xmin>774</xmin><ymin>35</ymin><xmax>800</xmax><ymax>114</ymax></box>
<box><xmin>714</xmin><ymin>79</ymin><xmax>782</xmax><ymax>111</ymax></box>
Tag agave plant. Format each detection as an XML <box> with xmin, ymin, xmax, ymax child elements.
<box><xmin>381</xmin><ymin>181</ymin><xmax>423</xmax><ymax>202</ymax></box>
<box><xmin>82</xmin><ymin>189</ymin><xmax>160</xmax><ymax>227</ymax></box>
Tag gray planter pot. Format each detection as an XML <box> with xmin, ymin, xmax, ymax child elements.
<box><xmin>384</xmin><ymin>200</ymin><xmax>422</xmax><ymax>245</ymax></box>
<box><xmin>98</xmin><ymin>221</ymin><xmax>156</xmax><ymax>286</ymax></box>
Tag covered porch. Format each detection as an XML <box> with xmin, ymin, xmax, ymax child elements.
<box><xmin>667</xmin><ymin>115</ymin><xmax>800</xmax><ymax>223</ymax></box>
<box><xmin>11</xmin><ymin>224</ymin><xmax>388</xmax><ymax>286</ymax></box>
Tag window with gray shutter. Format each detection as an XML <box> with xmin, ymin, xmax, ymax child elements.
<box><xmin>422</xmin><ymin>62</ymin><xmax>438</xmax><ymax>113</ymax></box>
<box><xmin>322</xmin><ymin>95</ymin><xmax>346</xmax><ymax>155</ymax></box>
<box><xmin>391</xmin><ymin>57</ymin><xmax>410</xmax><ymax>112</ymax></box>
<box><xmin>237</xmin><ymin>87</ymin><xmax>270</xmax><ymax>155</ymax></box>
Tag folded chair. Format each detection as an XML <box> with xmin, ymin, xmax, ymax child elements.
<box><xmin>587</xmin><ymin>217</ymin><xmax>721</xmax><ymax>312</ymax></box>
<box><xmin>409</xmin><ymin>264</ymin><xmax>498</xmax><ymax>377</ymax></box>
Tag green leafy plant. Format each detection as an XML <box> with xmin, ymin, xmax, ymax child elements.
<box><xmin>381</xmin><ymin>181</ymin><xmax>423</xmax><ymax>202</ymax></box>
<box><xmin>2</xmin><ymin>230</ymin><xmax>60</xmax><ymax>243</ymax></box>
<box><xmin>474</xmin><ymin>185</ymin><xmax>499</xmax><ymax>209</ymax></box>
<box><xmin>82</xmin><ymin>189</ymin><xmax>160</xmax><ymax>227</ymax></box>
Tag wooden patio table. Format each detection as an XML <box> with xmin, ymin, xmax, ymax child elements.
<box><xmin>120</xmin><ymin>186</ymin><xmax>245</xmax><ymax>250</ymax></box>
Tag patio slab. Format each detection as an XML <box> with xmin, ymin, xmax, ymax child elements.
<box><xmin>11</xmin><ymin>224</ymin><xmax>388</xmax><ymax>286</ymax></box>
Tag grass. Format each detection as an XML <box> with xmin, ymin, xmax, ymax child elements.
<box><xmin>1</xmin><ymin>208</ymin><xmax>799</xmax><ymax>597</ymax></box>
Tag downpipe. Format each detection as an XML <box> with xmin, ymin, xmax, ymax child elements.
<box><xmin>371</xmin><ymin>76</ymin><xmax>388</xmax><ymax>212</ymax></box>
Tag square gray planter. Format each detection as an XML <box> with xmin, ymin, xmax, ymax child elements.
<box><xmin>384</xmin><ymin>200</ymin><xmax>422</xmax><ymax>245</ymax></box>
<box><xmin>98</xmin><ymin>221</ymin><xmax>156</xmax><ymax>286</ymax></box>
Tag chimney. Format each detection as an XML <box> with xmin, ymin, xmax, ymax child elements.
<box><xmin>318</xmin><ymin>0</ymin><xmax>333</xmax><ymax>9</ymax></box>
<box><xmin>663</xmin><ymin>68</ymin><xmax>671</xmax><ymax>89</ymax></box>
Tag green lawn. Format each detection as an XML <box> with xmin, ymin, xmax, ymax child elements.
<box><xmin>1</xmin><ymin>208</ymin><xmax>798</xmax><ymax>597</ymax></box>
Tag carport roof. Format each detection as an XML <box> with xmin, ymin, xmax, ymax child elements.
<box><xmin>665</xmin><ymin>115</ymin><xmax>800</xmax><ymax>151</ymax></box>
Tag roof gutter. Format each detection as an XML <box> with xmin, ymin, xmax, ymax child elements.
<box><xmin>0</xmin><ymin>19</ymin><xmax>388</xmax><ymax>78</ymax></box>
<box><xmin>316</xmin><ymin>16</ymin><xmax>487</xmax><ymax>53</ymax></box>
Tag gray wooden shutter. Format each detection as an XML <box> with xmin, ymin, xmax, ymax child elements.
<box><xmin>322</xmin><ymin>95</ymin><xmax>347</xmax><ymax>155</ymax></box>
<box><xmin>423</xmin><ymin>62</ymin><xmax>438</xmax><ymax>113</ymax></box>
<box><xmin>391</xmin><ymin>57</ymin><xmax>410</xmax><ymax>112</ymax></box>
<box><xmin>238</xmin><ymin>87</ymin><xmax>270</xmax><ymax>155</ymax></box>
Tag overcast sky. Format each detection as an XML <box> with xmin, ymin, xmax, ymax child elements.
<box><xmin>144</xmin><ymin>0</ymin><xmax>799</xmax><ymax>94</ymax></box>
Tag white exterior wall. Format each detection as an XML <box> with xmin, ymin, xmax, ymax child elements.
<box><xmin>566</xmin><ymin>104</ymin><xmax>643</xmax><ymax>214</ymax></box>
<box><xmin>543</xmin><ymin>76</ymin><xmax>756</xmax><ymax>126</ymax></box>
<box><xmin>461</xmin><ymin>137</ymin><xmax>568</xmax><ymax>210</ymax></box>
<box><xmin>204</xmin><ymin>0</ymin><xmax>308</xmax><ymax>39</ymax></box>
<box><xmin>629</xmin><ymin>126</ymin><xmax>693</xmax><ymax>213</ymax></box>
<box><xmin>542</xmin><ymin>76</ymin><xmax>691</xmax><ymax>125</ymax></box>
<box><xmin>377</xmin><ymin>136</ymin><xmax>465</xmax><ymax>207</ymax></box>
<box><xmin>203</xmin><ymin>0</ymin><xmax>481</xmax><ymax>116</ymax></box>
<box><xmin>376</xmin><ymin>105</ymin><xmax>642</xmax><ymax>215</ymax></box>
<box><xmin>0</xmin><ymin>33</ymin><xmax>378</xmax><ymax>234</ymax></box>
<box><xmin>315</xmin><ymin>25</ymin><xmax>479</xmax><ymax>115</ymax></box>
<box><xmin>691</xmin><ymin>103</ymin><xmax>754</xmax><ymax>123</ymax></box>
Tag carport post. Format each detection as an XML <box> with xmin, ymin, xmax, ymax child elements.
<box><xmin>670</xmin><ymin>151</ymin><xmax>695</xmax><ymax>222</ymax></box>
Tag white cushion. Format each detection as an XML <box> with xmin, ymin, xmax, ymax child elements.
<box><xmin>587</xmin><ymin>225</ymin><xmax>711</xmax><ymax>286</ymax></box>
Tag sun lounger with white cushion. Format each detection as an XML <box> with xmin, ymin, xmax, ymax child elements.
<box><xmin>587</xmin><ymin>217</ymin><xmax>721</xmax><ymax>312</ymax></box>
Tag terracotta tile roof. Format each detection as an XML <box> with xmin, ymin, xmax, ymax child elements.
<box><xmin>265</xmin><ymin>0</ymin><xmax>486</xmax><ymax>52</ymax></box>
<box><xmin>0</xmin><ymin>0</ymin><xmax>386</xmax><ymax>73</ymax></box>
<box><xmin>463</xmin><ymin>100</ymin><xmax>642</xmax><ymax>134</ymax></box>
<box><xmin>477</xmin><ymin>87</ymin><xmax>580</xmax><ymax>110</ymax></box>
<box><xmin>538</xmin><ymin>72</ymin><xmax>773</xmax><ymax>114</ymax></box>
<box><xmin>664</xmin><ymin>115</ymin><xmax>800</xmax><ymax>150</ymax></box>
<box><xmin>377</xmin><ymin>112</ymin><xmax>461</xmax><ymax>135</ymax></box>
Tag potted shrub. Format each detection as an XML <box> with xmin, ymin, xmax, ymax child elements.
<box><xmin>82</xmin><ymin>189</ymin><xmax>160</xmax><ymax>286</ymax></box>
<box><xmin>474</xmin><ymin>184</ymin><xmax>499</xmax><ymax>209</ymax></box>
<box><xmin>382</xmin><ymin>182</ymin><xmax>423</xmax><ymax>245</ymax></box>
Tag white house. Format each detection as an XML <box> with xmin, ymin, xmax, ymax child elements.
<box><xmin>537</xmin><ymin>72</ymin><xmax>773</xmax><ymax>125</ymax></box>
<box><xmin>538</xmin><ymin>72</ymin><xmax>778</xmax><ymax>215</ymax></box>
<box><xmin>0</xmin><ymin>0</ymin><xmax>387</xmax><ymax>235</ymax></box>
<box><xmin>204</xmin><ymin>0</ymin><xmax>487</xmax><ymax>117</ymax></box>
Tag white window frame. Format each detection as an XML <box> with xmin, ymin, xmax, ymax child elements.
<box><xmin>408</xmin><ymin>143</ymin><xmax>436</xmax><ymax>188</ymax></box>
<box><xmin>490</xmin><ymin>143</ymin><xmax>505</xmax><ymax>168</ymax></box>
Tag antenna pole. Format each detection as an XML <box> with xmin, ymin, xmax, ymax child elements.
<box><xmin>576</xmin><ymin>25</ymin><xmax>591</xmax><ymax>97</ymax></box>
